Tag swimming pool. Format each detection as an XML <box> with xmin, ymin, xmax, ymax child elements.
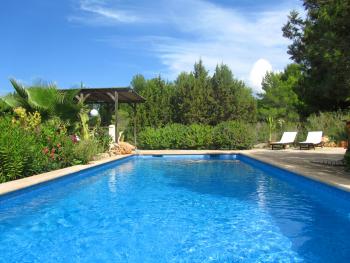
<box><xmin>0</xmin><ymin>154</ymin><xmax>349</xmax><ymax>262</ymax></box>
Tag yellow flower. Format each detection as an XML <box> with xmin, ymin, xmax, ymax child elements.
<box><xmin>13</xmin><ymin>107</ymin><xmax>42</xmax><ymax>129</ymax></box>
<box><xmin>13</xmin><ymin>107</ymin><xmax>27</xmax><ymax>119</ymax></box>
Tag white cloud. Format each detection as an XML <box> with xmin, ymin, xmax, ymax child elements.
<box><xmin>80</xmin><ymin>4</ymin><xmax>139</xmax><ymax>23</ymax></box>
<box><xmin>69</xmin><ymin>0</ymin><xmax>142</xmax><ymax>24</ymax></box>
<box><xmin>69</xmin><ymin>0</ymin><xmax>302</xmax><ymax>91</ymax></box>
<box><xmin>249</xmin><ymin>59</ymin><xmax>273</xmax><ymax>93</ymax></box>
<box><xmin>144</xmin><ymin>0</ymin><xmax>297</xmax><ymax>91</ymax></box>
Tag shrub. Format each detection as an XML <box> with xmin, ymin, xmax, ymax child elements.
<box><xmin>138</xmin><ymin>123</ymin><xmax>212</xmax><ymax>150</ymax></box>
<box><xmin>255</xmin><ymin>122</ymin><xmax>270</xmax><ymax>143</ymax></box>
<box><xmin>138</xmin><ymin>127</ymin><xmax>161</xmax><ymax>149</ymax></box>
<box><xmin>139</xmin><ymin>122</ymin><xmax>255</xmax><ymax>150</ymax></box>
<box><xmin>305</xmin><ymin>111</ymin><xmax>350</xmax><ymax>142</ymax></box>
<box><xmin>0</xmin><ymin>117</ymin><xmax>46</xmax><ymax>182</ymax></box>
<box><xmin>345</xmin><ymin>151</ymin><xmax>350</xmax><ymax>170</ymax></box>
<box><xmin>93</xmin><ymin>127</ymin><xmax>112</xmax><ymax>152</ymax></box>
<box><xmin>255</xmin><ymin>120</ymin><xmax>301</xmax><ymax>144</ymax></box>
<box><xmin>73</xmin><ymin>139</ymin><xmax>103</xmax><ymax>164</ymax></box>
<box><xmin>0</xmin><ymin>112</ymin><xmax>106</xmax><ymax>183</ymax></box>
<box><xmin>138</xmin><ymin>124</ymin><xmax>187</xmax><ymax>149</ymax></box>
<box><xmin>154</xmin><ymin>124</ymin><xmax>184</xmax><ymax>149</ymax></box>
<box><xmin>39</xmin><ymin>119</ymin><xmax>104</xmax><ymax>166</ymax></box>
<box><xmin>212</xmin><ymin>121</ymin><xmax>256</xmax><ymax>149</ymax></box>
<box><xmin>38</xmin><ymin>118</ymin><xmax>78</xmax><ymax>169</ymax></box>
<box><xmin>184</xmin><ymin>124</ymin><xmax>213</xmax><ymax>149</ymax></box>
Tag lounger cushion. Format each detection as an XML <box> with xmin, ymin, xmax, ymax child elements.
<box><xmin>271</xmin><ymin>132</ymin><xmax>298</xmax><ymax>144</ymax></box>
<box><xmin>299</xmin><ymin>131</ymin><xmax>323</xmax><ymax>145</ymax></box>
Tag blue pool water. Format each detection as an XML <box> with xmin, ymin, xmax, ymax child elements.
<box><xmin>0</xmin><ymin>154</ymin><xmax>350</xmax><ymax>262</ymax></box>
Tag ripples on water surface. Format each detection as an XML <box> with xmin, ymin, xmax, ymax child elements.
<box><xmin>0</xmin><ymin>155</ymin><xmax>349</xmax><ymax>262</ymax></box>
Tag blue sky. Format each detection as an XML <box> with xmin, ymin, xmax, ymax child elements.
<box><xmin>0</xmin><ymin>0</ymin><xmax>302</xmax><ymax>95</ymax></box>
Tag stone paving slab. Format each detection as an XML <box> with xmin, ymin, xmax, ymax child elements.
<box><xmin>244</xmin><ymin>148</ymin><xmax>349</xmax><ymax>192</ymax></box>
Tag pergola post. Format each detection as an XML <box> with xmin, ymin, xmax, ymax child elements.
<box><xmin>114</xmin><ymin>91</ymin><xmax>119</xmax><ymax>143</ymax></box>
<box><xmin>107</xmin><ymin>91</ymin><xmax>119</xmax><ymax>143</ymax></box>
<box><xmin>133</xmin><ymin>103</ymin><xmax>137</xmax><ymax>148</ymax></box>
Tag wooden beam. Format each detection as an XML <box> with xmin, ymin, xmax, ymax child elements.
<box><xmin>106</xmin><ymin>92</ymin><xmax>116</xmax><ymax>102</ymax></box>
<box><xmin>114</xmin><ymin>91</ymin><xmax>119</xmax><ymax>143</ymax></box>
<box><xmin>106</xmin><ymin>91</ymin><xmax>119</xmax><ymax>142</ymax></box>
<box><xmin>75</xmin><ymin>93</ymin><xmax>90</xmax><ymax>104</ymax></box>
<box><xmin>133</xmin><ymin>103</ymin><xmax>137</xmax><ymax>148</ymax></box>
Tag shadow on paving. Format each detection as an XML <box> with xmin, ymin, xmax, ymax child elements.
<box><xmin>248</xmin><ymin>150</ymin><xmax>349</xmax><ymax>180</ymax></box>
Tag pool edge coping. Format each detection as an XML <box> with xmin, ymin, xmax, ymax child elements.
<box><xmin>0</xmin><ymin>154</ymin><xmax>133</xmax><ymax>196</ymax></box>
<box><xmin>240</xmin><ymin>152</ymin><xmax>350</xmax><ymax>193</ymax></box>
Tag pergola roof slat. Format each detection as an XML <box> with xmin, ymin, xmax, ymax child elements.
<box><xmin>61</xmin><ymin>87</ymin><xmax>146</xmax><ymax>104</ymax></box>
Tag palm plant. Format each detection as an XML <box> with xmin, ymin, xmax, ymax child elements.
<box><xmin>0</xmin><ymin>98</ymin><xmax>11</xmax><ymax>114</ymax></box>
<box><xmin>78</xmin><ymin>108</ymin><xmax>90</xmax><ymax>140</ymax></box>
<box><xmin>2</xmin><ymin>79</ymin><xmax>81</xmax><ymax>123</ymax></box>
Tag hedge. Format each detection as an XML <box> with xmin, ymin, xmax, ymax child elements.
<box><xmin>138</xmin><ymin>121</ymin><xmax>255</xmax><ymax>150</ymax></box>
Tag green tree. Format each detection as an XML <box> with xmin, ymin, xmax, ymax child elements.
<box><xmin>211</xmin><ymin>64</ymin><xmax>256</xmax><ymax>124</ymax></box>
<box><xmin>282</xmin><ymin>1</ymin><xmax>350</xmax><ymax>113</ymax></box>
<box><xmin>174</xmin><ymin>60</ymin><xmax>215</xmax><ymax>124</ymax></box>
<box><xmin>131</xmin><ymin>61</ymin><xmax>257</xmax><ymax>132</ymax></box>
<box><xmin>172</xmin><ymin>71</ymin><xmax>195</xmax><ymax>124</ymax></box>
<box><xmin>131</xmin><ymin>75</ymin><xmax>175</xmax><ymax>130</ymax></box>
<box><xmin>258</xmin><ymin>64</ymin><xmax>301</xmax><ymax>122</ymax></box>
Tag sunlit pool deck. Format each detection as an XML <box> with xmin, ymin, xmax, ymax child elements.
<box><xmin>0</xmin><ymin>148</ymin><xmax>348</xmax><ymax>196</ymax></box>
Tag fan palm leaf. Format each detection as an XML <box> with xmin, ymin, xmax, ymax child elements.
<box><xmin>3</xmin><ymin>79</ymin><xmax>82</xmax><ymax>123</ymax></box>
<box><xmin>0</xmin><ymin>98</ymin><xmax>11</xmax><ymax>112</ymax></box>
<box><xmin>26</xmin><ymin>86</ymin><xmax>60</xmax><ymax>114</ymax></box>
<box><xmin>9</xmin><ymin>78</ymin><xmax>27</xmax><ymax>99</ymax></box>
<box><xmin>2</xmin><ymin>79</ymin><xmax>30</xmax><ymax>109</ymax></box>
<box><xmin>1</xmin><ymin>93</ymin><xmax>25</xmax><ymax>108</ymax></box>
<box><xmin>56</xmin><ymin>89</ymin><xmax>81</xmax><ymax>122</ymax></box>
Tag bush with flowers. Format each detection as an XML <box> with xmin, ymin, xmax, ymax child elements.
<box><xmin>0</xmin><ymin>108</ymin><xmax>104</xmax><ymax>183</ymax></box>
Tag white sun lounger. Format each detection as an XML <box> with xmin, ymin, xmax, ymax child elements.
<box><xmin>299</xmin><ymin>131</ymin><xmax>324</xmax><ymax>150</ymax></box>
<box><xmin>270</xmin><ymin>132</ymin><xmax>298</xmax><ymax>150</ymax></box>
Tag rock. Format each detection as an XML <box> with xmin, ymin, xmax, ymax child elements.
<box><xmin>324</xmin><ymin>141</ymin><xmax>337</xmax><ymax>147</ymax></box>
<box><xmin>322</xmin><ymin>136</ymin><xmax>338</xmax><ymax>147</ymax></box>
<box><xmin>322</xmin><ymin>136</ymin><xmax>330</xmax><ymax>143</ymax></box>
<box><xmin>119</xmin><ymin>142</ymin><xmax>135</xmax><ymax>154</ymax></box>
<box><xmin>109</xmin><ymin>142</ymin><xmax>135</xmax><ymax>155</ymax></box>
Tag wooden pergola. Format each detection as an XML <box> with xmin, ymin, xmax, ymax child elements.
<box><xmin>69</xmin><ymin>87</ymin><xmax>145</xmax><ymax>147</ymax></box>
